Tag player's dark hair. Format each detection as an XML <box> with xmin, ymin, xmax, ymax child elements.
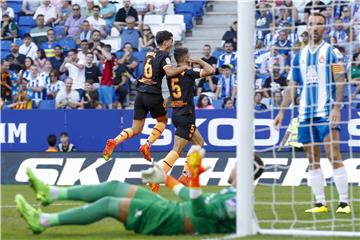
<box><xmin>156</xmin><ymin>30</ymin><xmax>173</xmax><ymax>46</ymax></box>
<box><xmin>309</xmin><ymin>12</ymin><xmax>326</xmax><ymax>22</ymax></box>
<box><xmin>174</xmin><ymin>47</ymin><xmax>188</xmax><ymax>63</ymax></box>
<box><xmin>47</xmin><ymin>134</ymin><xmax>57</xmax><ymax>147</ymax></box>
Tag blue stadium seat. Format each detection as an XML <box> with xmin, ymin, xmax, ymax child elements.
<box><xmin>133</xmin><ymin>51</ymin><xmax>147</xmax><ymax>62</ymax></box>
<box><xmin>19</xmin><ymin>26</ymin><xmax>32</xmax><ymax>38</ymax></box>
<box><xmin>1</xmin><ymin>50</ymin><xmax>11</xmax><ymax>60</ymax></box>
<box><xmin>185</xmin><ymin>1</ymin><xmax>204</xmax><ymax>17</ymax></box>
<box><xmin>175</xmin><ymin>3</ymin><xmax>194</xmax><ymax>15</ymax></box>
<box><xmin>212</xmin><ymin>50</ymin><xmax>225</xmax><ymax>59</ymax></box>
<box><xmin>54</xmin><ymin>26</ymin><xmax>64</xmax><ymax>36</ymax></box>
<box><xmin>18</xmin><ymin>16</ymin><xmax>36</xmax><ymax>27</ymax></box>
<box><xmin>14</xmin><ymin>38</ymin><xmax>22</xmax><ymax>46</ymax></box>
<box><xmin>59</xmin><ymin>38</ymin><xmax>76</xmax><ymax>51</ymax></box>
<box><xmin>136</xmin><ymin>62</ymin><xmax>144</xmax><ymax>77</ymax></box>
<box><xmin>212</xmin><ymin>99</ymin><xmax>223</xmax><ymax>109</ymax></box>
<box><xmin>193</xmin><ymin>96</ymin><xmax>199</xmax><ymax>106</ymax></box>
<box><xmin>183</xmin><ymin>13</ymin><xmax>194</xmax><ymax>30</ymax></box>
<box><xmin>115</xmin><ymin>51</ymin><xmax>125</xmax><ymax>58</ymax></box>
<box><xmin>38</xmin><ymin>100</ymin><xmax>55</xmax><ymax>110</ymax></box>
<box><xmin>1</xmin><ymin>40</ymin><xmax>12</xmax><ymax>50</ymax></box>
<box><xmin>7</xmin><ymin>2</ymin><xmax>22</xmax><ymax>14</ymax></box>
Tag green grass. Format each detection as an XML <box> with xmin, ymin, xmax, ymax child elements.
<box><xmin>1</xmin><ymin>185</ymin><xmax>359</xmax><ymax>240</ymax></box>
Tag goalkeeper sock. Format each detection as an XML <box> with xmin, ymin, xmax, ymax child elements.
<box><xmin>115</xmin><ymin>128</ymin><xmax>134</xmax><ymax>145</ymax></box>
<box><xmin>146</xmin><ymin>122</ymin><xmax>166</xmax><ymax>145</ymax></box>
<box><xmin>40</xmin><ymin>197</ymin><xmax>121</xmax><ymax>227</ymax></box>
<box><xmin>333</xmin><ymin>167</ymin><xmax>349</xmax><ymax>203</ymax></box>
<box><xmin>160</xmin><ymin>150</ymin><xmax>179</xmax><ymax>173</ymax></box>
<box><xmin>51</xmin><ymin>181</ymin><xmax>130</xmax><ymax>202</ymax></box>
<box><xmin>309</xmin><ymin>168</ymin><xmax>326</xmax><ymax>205</ymax></box>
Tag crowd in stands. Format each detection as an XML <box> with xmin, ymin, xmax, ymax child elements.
<box><xmin>1</xmin><ymin>0</ymin><xmax>360</xmax><ymax>111</ymax></box>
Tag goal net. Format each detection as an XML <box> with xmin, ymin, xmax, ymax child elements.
<box><xmin>237</xmin><ymin>0</ymin><xmax>360</xmax><ymax>237</ymax></box>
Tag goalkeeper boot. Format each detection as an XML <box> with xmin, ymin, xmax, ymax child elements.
<box><xmin>148</xmin><ymin>182</ymin><xmax>160</xmax><ymax>193</ymax></box>
<box><xmin>103</xmin><ymin>139</ymin><xmax>117</xmax><ymax>161</ymax></box>
<box><xmin>26</xmin><ymin>168</ymin><xmax>52</xmax><ymax>206</ymax></box>
<box><xmin>139</xmin><ymin>142</ymin><xmax>152</xmax><ymax>162</ymax></box>
<box><xmin>187</xmin><ymin>146</ymin><xmax>206</xmax><ymax>188</ymax></box>
<box><xmin>15</xmin><ymin>194</ymin><xmax>45</xmax><ymax>234</ymax></box>
<box><xmin>336</xmin><ymin>202</ymin><xmax>351</xmax><ymax>214</ymax></box>
<box><xmin>305</xmin><ymin>203</ymin><xmax>328</xmax><ymax>213</ymax></box>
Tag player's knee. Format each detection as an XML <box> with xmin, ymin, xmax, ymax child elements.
<box><xmin>98</xmin><ymin>196</ymin><xmax>120</xmax><ymax>215</ymax></box>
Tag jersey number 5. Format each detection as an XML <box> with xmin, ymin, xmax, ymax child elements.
<box><xmin>171</xmin><ymin>78</ymin><xmax>182</xmax><ymax>98</ymax></box>
<box><xmin>143</xmin><ymin>56</ymin><xmax>154</xmax><ymax>79</ymax></box>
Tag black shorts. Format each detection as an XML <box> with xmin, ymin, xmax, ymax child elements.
<box><xmin>134</xmin><ymin>91</ymin><xmax>167</xmax><ymax>120</ymax></box>
<box><xmin>172</xmin><ymin>113</ymin><xmax>196</xmax><ymax>141</ymax></box>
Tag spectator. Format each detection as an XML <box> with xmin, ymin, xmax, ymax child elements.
<box><xmin>18</xmin><ymin>57</ymin><xmax>33</xmax><ymax>83</ymax></box>
<box><xmin>148</xmin><ymin>0</ymin><xmax>170</xmax><ymax>15</ymax></box>
<box><xmin>54</xmin><ymin>0</ymin><xmax>72</xmax><ymax>25</ymax></box>
<box><xmin>262</xmin><ymin>64</ymin><xmax>287</xmax><ymax>98</ymax></box>
<box><xmin>97</xmin><ymin>44</ymin><xmax>115</xmax><ymax>109</ymax></box>
<box><xmin>19</xmin><ymin>34</ymin><xmax>39</xmax><ymax>61</ymax></box>
<box><xmin>86</xmin><ymin>5</ymin><xmax>106</xmax><ymax>37</ymax></box>
<box><xmin>276</xmin><ymin>5</ymin><xmax>293</xmax><ymax>27</ymax></box>
<box><xmin>119</xmin><ymin>16</ymin><xmax>142</xmax><ymax>50</ymax></box>
<box><xmin>255</xmin><ymin>3</ymin><xmax>272</xmax><ymax>36</ymax></box>
<box><xmin>39</xmin><ymin>60</ymin><xmax>53</xmax><ymax>89</ymax></box>
<box><xmin>60</xmin><ymin>49</ymin><xmax>86</xmax><ymax>94</ymax></box>
<box><xmin>41</xmin><ymin>29</ymin><xmax>59</xmax><ymax>58</ymax></box>
<box><xmin>27</xmin><ymin>65</ymin><xmax>44</xmax><ymax>107</ymax></box>
<box><xmin>216</xmin><ymin>64</ymin><xmax>237</xmax><ymax>100</ymax></box>
<box><xmin>140</xmin><ymin>24</ymin><xmax>156</xmax><ymax>50</ymax></box>
<box><xmin>7</xmin><ymin>81</ymin><xmax>32</xmax><ymax>110</ymax></box>
<box><xmin>78</xmin><ymin>40</ymin><xmax>91</xmax><ymax>63</ymax></box>
<box><xmin>254</xmin><ymin>92</ymin><xmax>267</xmax><ymax>110</ymax></box>
<box><xmin>300</xmin><ymin>31</ymin><xmax>309</xmax><ymax>48</ymax></box>
<box><xmin>222</xmin><ymin>21</ymin><xmax>237</xmax><ymax>51</ymax></box>
<box><xmin>21</xmin><ymin>0</ymin><xmax>41</xmax><ymax>16</ymax></box>
<box><xmin>55</xmin><ymin>77</ymin><xmax>81</xmax><ymax>109</ymax></box>
<box><xmin>271</xmin><ymin>90</ymin><xmax>283</xmax><ymax>108</ymax></box>
<box><xmin>100</xmin><ymin>0</ymin><xmax>117</xmax><ymax>33</ymax></box>
<box><xmin>46</xmin><ymin>69</ymin><xmax>64</xmax><ymax>99</ymax></box>
<box><xmin>34</xmin><ymin>49</ymin><xmax>47</xmax><ymax>73</ymax></box>
<box><xmin>275</xmin><ymin>29</ymin><xmax>292</xmax><ymax>57</ymax></box>
<box><xmin>82</xmin><ymin>0</ymin><xmax>94</xmax><ymax>18</ymax></box>
<box><xmin>196</xmin><ymin>94</ymin><xmax>214</xmax><ymax>110</ymax></box>
<box><xmin>62</xmin><ymin>4</ymin><xmax>85</xmax><ymax>39</ymax></box>
<box><xmin>330</xmin><ymin>18</ymin><xmax>349</xmax><ymax>44</ymax></box>
<box><xmin>350</xmin><ymin>52</ymin><xmax>360</xmax><ymax>81</ymax></box>
<box><xmin>33</xmin><ymin>0</ymin><xmax>58</xmax><ymax>26</ymax></box>
<box><xmin>114</xmin><ymin>0</ymin><xmax>139</xmax><ymax>29</ymax></box>
<box><xmin>58</xmin><ymin>132</ymin><xmax>76</xmax><ymax>152</ymax></box>
<box><xmin>84</xmin><ymin>52</ymin><xmax>101</xmax><ymax>88</ymax></box>
<box><xmin>80</xmin><ymin>79</ymin><xmax>102</xmax><ymax>109</ymax></box>
<box><xmin>118</xmin><ymin>42</ymin><xmax>139</xmax><ymax>77</ymax></box>
<box><xmin>30</xmin><ymin>14</ymin><xmax>51</xmax><ymax>46</ymax></box>
<box><xmin>46</xmin><ymin>134</ymin><xmax>58</xmax><ymax>152</ymax></box>
<box><xmin>78</xmin><ymin>21</ymin><xmax>92</xmax><ymax>44</ymax></box>
<box><xmin>89</xmin><ymin>29</ymin><xmax>104</xmax><ymax>51</ymax></box>
<box><xmin>0</xmin><ymin>13</ymin><xmax>18</xmax><ymax>40</ymax></box>
<box><xmin>49</xmin><ymin>45</ymin><xmax>65</xmax><ymax>71</ymax></box>
<box><xmin>304</xmin><ymin>0</ymin><xmax>326</xmax><ymax>23</ymax></box>
<box><xmin>201</xmin><ymin>44</ymin><xmax>217</xmax><ymax>69</ymax></box>
<box><xmin>217</xmin><ymin>41</ymin><xmax>237</xmax><ymax>73</ymax></box>
<box><xmin>283</xmin><ymin>0</ymin><xmax>299</xmax><ymax>24</ymax></box>
<box><xmin>113</xmin><ymin>64</ymin><xmax>130</xmax><ymax>109</ymax></box>
<box><xmin>0</xmin><ymin>0</ymin><xmax>14</xmax><ymax>20</ymax></box>
<box><xmin>197</xmin><ymin>76</ymin><xmax>217</xmax><ymax>97</ymax></box>
<box><xmin>222</xmin><ymin>97</ymin><xmax>234</xmax><ymax>109</ymax></box>
<box><xmin>6</xmin><ymin>43</ymin><xmax>26</xmax><ymax>73</ymax></box>
<box><xmin>132</xmin><ymin>0</ymin><xmax>149</xmax><ymax>20</ymax></box>
<box><xmin>0</xmin><ymin>59</ymin><xmax>14</xmax><ymax>102</ymax></box>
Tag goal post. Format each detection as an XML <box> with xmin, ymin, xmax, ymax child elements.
<box><xmin>236</xmin><ymin>0</ymin><xmax>256</xmax><ymax>237</ymax></box>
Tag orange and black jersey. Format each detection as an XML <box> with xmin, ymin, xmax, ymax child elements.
<box><xmin>167</xmin><ymin>68</ymin><xmax>201</xmax><ymax>116</ymax></box>
<box><xmin>137</xmin><ymin>49</ymin><xmax>171</xmax><ymax>94</ymax></box>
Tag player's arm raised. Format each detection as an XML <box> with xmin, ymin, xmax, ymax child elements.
<box><xmin>163</xmin><ymin>64</ymin><xmax>189</xmax><ymax>77</ymax></box>
<box><xmin>189</xmin><ymin>57</ymin><xmax>215</xmax><ymax>78</ymax></box>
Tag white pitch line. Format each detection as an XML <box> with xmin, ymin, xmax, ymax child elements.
<box><xmin>1</xmin><ymin>203</ymin><xmax>81</xmax><ymax>208</ymax></box>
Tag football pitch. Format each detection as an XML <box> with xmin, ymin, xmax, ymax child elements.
<box><xmin>1</xmin><ymin>185</ymin><xmax>359</xmax><ymax>240</ymax></box>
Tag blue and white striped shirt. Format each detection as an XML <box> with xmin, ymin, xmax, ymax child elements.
<box><xmin>27</xmin><ymin>76</ymin><xmax>44</xmax><ymax>102</ymax></box>
<box><xmin>288</xmin><ymin>40</ymin><xmax>343</xmax><ymax>122</ymax></box>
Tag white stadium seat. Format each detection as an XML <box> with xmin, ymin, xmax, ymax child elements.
<box><xmin>164</xmin><ymin>14</ymin><xmax>186</xmax><ymax>32</ymax></box>
<box><xmin>143</xmin><ymin>14</ymin><xmax>163</xmax><ymax>26</ymax></box>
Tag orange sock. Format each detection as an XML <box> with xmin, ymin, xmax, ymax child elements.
<box><xmin>165</xmin><ymin>175</ymin><xmax>180</xmax><ymax>190</ymax></box>
<box><xmin>160</xmin><ymin>150</ymin><xmax>179</xmax><ymax>174</ymax></box>
<box><xmin>147</xmin><ymin>122</ymin><xmax>166</xmax><ymax>144</ymax></box>
<box><xmin>114</xmin><ymin>128</ymin><xmax>134</xmax><ymax>145</ymax></box>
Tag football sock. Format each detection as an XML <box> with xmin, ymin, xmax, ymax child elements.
<box><xmin>309</xmin><ymin>168</ymin><xmax>326</xmax><ymax>205</ymax></box>
<box><xmin>160</xmin><ymin>150</ymin><xmax>179</xmax><ymax>173</ymax></box>
<box><xmin>147</xmin><ymin>122</ymin><xmax>166</xmax><ymax>145</ymax></box>
<box><xmin>40</xmin><ymin>197</ymin><xmax>121</xmax><ymax>227</ymax></box>
<box><xmin>333</xmin><ymin>167</ymin><xmax>348</xmax><ymax>203</ymax></box>
<box><xmin>115</xmin><ymin>128</ymin><xmax>134</xmax><ymax>145</ymax></box>
<box><xmin>51</xmin><ymin>181</ymin><xmax>130</xmax><ymax>202</ymax></box>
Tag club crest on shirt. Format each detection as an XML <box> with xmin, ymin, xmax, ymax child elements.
<box><xmin>318</xmin><ymin>55</ymin><xmax>325</xmax><ymax>64</ymax></box>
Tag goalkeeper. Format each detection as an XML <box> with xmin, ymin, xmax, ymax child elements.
<box><xmin>15</xmin><ymin>146</ymin><xmax>263</xmax><ymax>235</ymax></box>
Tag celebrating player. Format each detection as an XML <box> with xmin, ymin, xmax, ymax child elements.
<box><xmin>15</xmin><ymin>146</ymin><xmax>263</xmax><ymax>236</ymax></box>
<box><xmin>274</xmin><ymin>13</ymin><xmax>350</xmax><ymax>214</ymax></box>
<box><xmin>150</xmin><ymin>47</ymin><xmax>215</xmax><ymax>192</ymax></box>
<box><xmin>103</xmin><ymin>31</ymin><xmax>190</xmax><ymax>162</ymax></box>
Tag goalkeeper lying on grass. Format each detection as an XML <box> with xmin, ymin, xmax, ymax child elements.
<box><xmin>15</xmin><ymin>146</ymin><xmax>264</xmax><ymax>235</ymax></box>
